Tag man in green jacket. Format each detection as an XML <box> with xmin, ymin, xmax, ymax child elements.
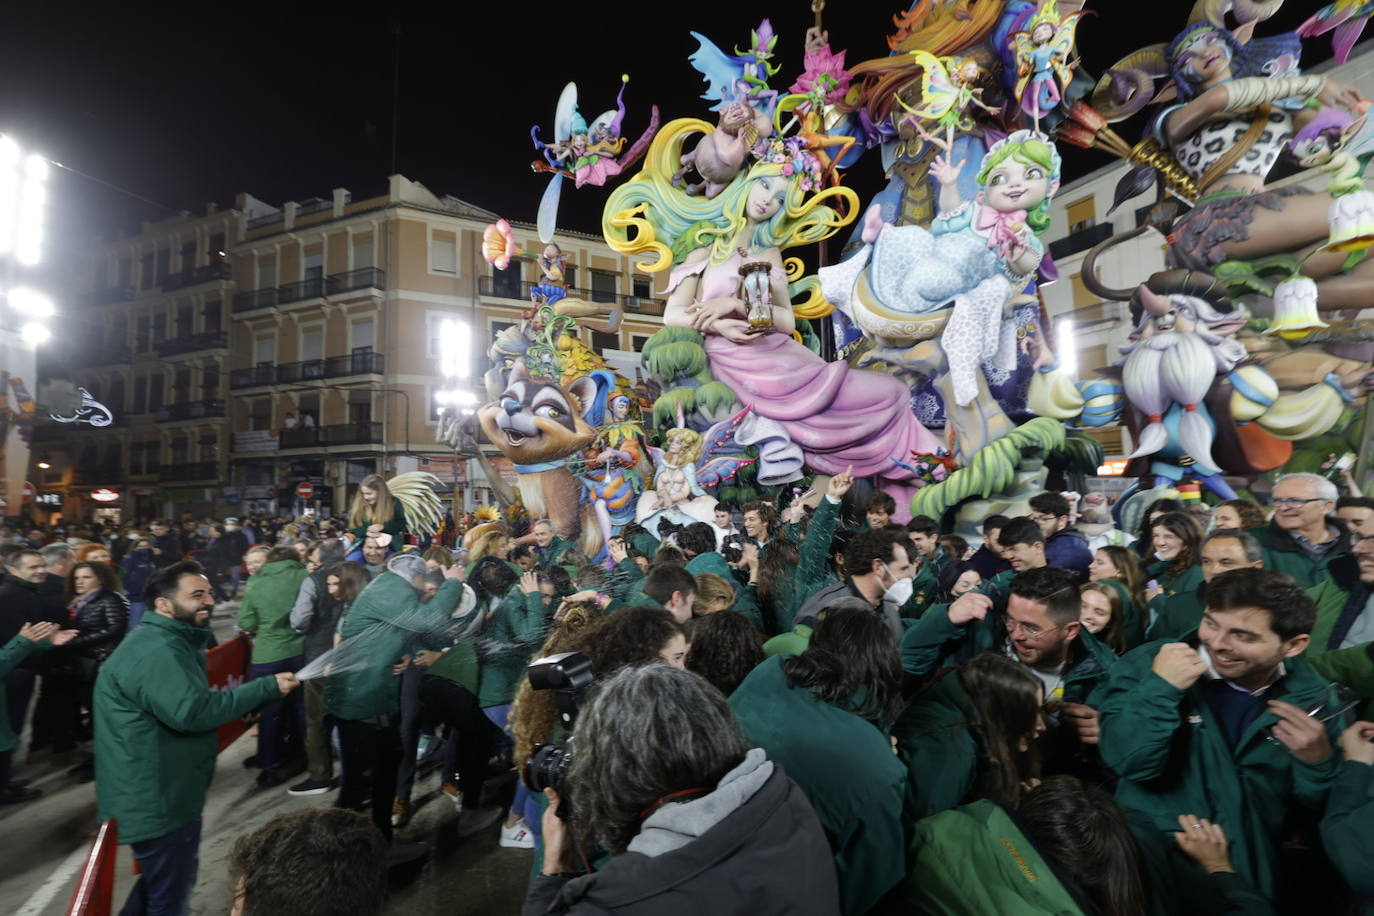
<box><xmin>528</xmin><ymin>518</ymin><xmax>575</xmax><ymax>570</ymax></box>
<box><xmin>95</xmin><ymin>559</ymin><xmax>296</xmax><ymax>916</ymax></box>
<box><xmin>1092</xmin><ymin>568</ymin><xmax>1344</xmax><ymax>905</ymax></box>
<box><xmin>678</xmin><ymin>521</ymin><xmax>764</xmax><ymax>629</ymax></box>
<box><xmin>1321</xmin><ymin>720</ymin><xmax>1374</xmax><ymax>908</ymax></box>
<box><xmin>236</xmin><ymin>545</ymin><xmax>310</xmax><ymax>788</ymax></box>
<box><xmin>326</xmin><ymin>552</ymin><xmax>472</xmax><ymax>841</ymax></box>
<box><xmin>1</xmin><ymin>621</ymin><xmax>74</xmax><ymax>804</ymax></box>
<box><xmin>1148</xmin><ymin>530</ymin><xmax>1264</xmax><ymax>641</ymax></box>
<box><xmin>1251</xmin><ymin>472</ymin><xmax>1352</xmax><ymax>589</ymax></box>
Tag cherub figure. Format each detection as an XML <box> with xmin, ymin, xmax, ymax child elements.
<box><xmin>898</xmin><ymin>51</ymin><xmax>1000</xmax><ymax>153</ymax></box>
<box><xmin>635</xmin><ymin>409</ymin><xmax>756</xmax><ymax>531</ymax></box>
<box><xmin>1013</xmin><ymin>0</ymin><xmax>1083</xmax><ymax>131</ymax></box>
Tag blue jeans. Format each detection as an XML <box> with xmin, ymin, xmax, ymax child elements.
<box><xmin>484</xmin><ymin>704</ymin><xmax>538</xmax><ymax>841</ymax></box>
<box><xmin>120</xmin><ymin>818</ymin><xmax>201</xmax><ymax>916</ymax></box>
<box><xmin>251</xmin><ymin>656</ymin><xmax>304</xmax><ymax>770</ymax></box>
<box><xmin>128</xmin><ymin>601</ymin><xmax>147</xmax><ymax>630</ymax></box>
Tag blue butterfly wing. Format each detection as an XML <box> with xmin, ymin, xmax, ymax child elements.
<box><xmin>689</xmin><ymin>31</ymin><xmax>744</xmax><ymax>110</ymax></box>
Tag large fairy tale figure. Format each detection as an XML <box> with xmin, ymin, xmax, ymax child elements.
<box><xmin>604</xmin><ymin>119</ymin><xmax>944</xmax><ymax>507</ymax></box>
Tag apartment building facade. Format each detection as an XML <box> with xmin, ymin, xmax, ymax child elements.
<box><xmin>33</xmin><ymin>174</ymin><xmax>667</xmax><ymax>524</ymax></box>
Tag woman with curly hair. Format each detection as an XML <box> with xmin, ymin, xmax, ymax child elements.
<box><xmin>686</xmin><ymin>610</ymin><xmax>764</xmax><ymax>696</ymax></box>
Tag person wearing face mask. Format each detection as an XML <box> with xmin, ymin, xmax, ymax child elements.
<box><xmin>782</xmin><ymin>512</ymin><xmax>915</xmax><ymax>654</ymax></box>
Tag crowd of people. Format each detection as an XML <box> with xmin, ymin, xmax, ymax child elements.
<box><xmin>2</xmin><ymin>469</ymin><xmax>1374</xmax><ymax>915</ymax></box>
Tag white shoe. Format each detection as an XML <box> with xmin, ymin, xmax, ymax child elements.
<box><xmin>499</xmin><ymin>819</ymin><xmax>535</xmax><ymax>848</ymax></box>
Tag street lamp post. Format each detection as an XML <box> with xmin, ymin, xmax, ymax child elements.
<box><xmin>0</xmin><ymin>133</ymin><xmax>52</xmax><ymax>522</ymax></box>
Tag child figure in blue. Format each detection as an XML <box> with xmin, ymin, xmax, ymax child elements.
<box><xmin>820</xmin><ymin>130</ymin><xmax>1061</xmax><ymax>411</ymax></box>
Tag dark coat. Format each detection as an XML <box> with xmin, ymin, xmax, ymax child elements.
<box><xmin>0</xmin><ymin>574</ymin><xmax>63</xmax><ymax>645</ymax></box>
<box><xmin>151</xmin><ymin>532</ymin><xmax>183</xmax><ymax>568</ymax></box>
<box><xmin>1044</xmin><ymin>528</ymin><xmax>1092</xmax><ymax>583</ymax></box>
<box><xmin>121</xmin><ymin>550</ymin><xmax>158</xmax><ymax>604</ymax></box>
<box><xmin>523</xmin><ymin>765</ymin><xmax>840</xmax><ymax>916</ymax></box>
<box><xmin>60</xmin><ymin>588</ymin><xmax>130</xmax><ymax>665</ymax></box>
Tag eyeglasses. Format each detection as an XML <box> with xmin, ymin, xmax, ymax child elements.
<box><xmin>1030</xmin><ymin>513</ymin><xmax>1060</xmax><ymax>524</ymax></box>
<box><xmin>1271</xmin><ymin>497</ymin><xmax>1326</xmax><ymax>508</ymax></box>
<box><xmin>1004</xmin><ymin>617</ymin><xmax>1068</xmax><ymax>640</ymax></box>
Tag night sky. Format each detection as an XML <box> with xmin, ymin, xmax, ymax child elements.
<box><xmin>0</xmin><ymin>0</ymin><xmax>1331</xmax><ymax>296</ymax></box>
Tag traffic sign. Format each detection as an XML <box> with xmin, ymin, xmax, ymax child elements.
<box><xmin>295</xmin><ymin>482</ymin><xmax>315</xmax><ymax>500</ymax></box>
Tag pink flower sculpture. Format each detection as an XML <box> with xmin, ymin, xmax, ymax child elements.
<box><xmin>789</xmin><ymin>44</ymin><xmax>851</xmax><ymax>113</ymax></box>
<box><xmin>482</xmin><ymin>219</ymin><xmax>519</xmax><ymax>270</ymax></box>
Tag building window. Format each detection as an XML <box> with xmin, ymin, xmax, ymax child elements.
<box><xmin>108</xmin><ymin>377</ymin><xmax>125</xmax><ymax>412</ymax></box>
<box><xmin>1069</xmin><ymin>273</ymin><xmax>1104</xmax><ymax>321</ymax></box>
<box><xmin>170</xmin><ymin>436</ymin><xmax>189</xmax><ymax>462</ymax></box>
<box><xmin>155</xmin><ymin>247</ymin><xmax>170</xmax><ymax>283</ymax></box>
<box><xmin>590</xmin><ymin>270</ymin><xmax>618</xmax><ymax>303</ymax></box>
<box><xmin>492</xmin><ymin>261</ymin><xmax>523</xmax><ymax>299</ymax></box>
<box><xmin>139</xmin><ymin>253</ymin><xmax>154</xmax><ymax>289</ymax></box>
<box><xmin>173</xmin><ymin>368</ymin><xmax>191</xmax><ymax>402</ymax></box>
<box><xmin>563</xmin><ymin>264</ymin><xmax>577</xmax><ymax>289</ymax></box>
<box><xmin>353</xmin><ymin>238</ymin><xmax>373</xmax><ymax>270</ymax></box>
<box><xmin>152</xmin><ymin>313</ymin><xmax>167</xmax><ymax>344</ymax></box>
<box><xmin>1066</xmin><ymin>197</ymin><xmax>1096</xmax><ymax>235</ymax></box>
<box><xmin>202</xmin><ymin>366</ymin><xmax>220</xmax><ymax>397</ymax></box>
<box><xmin>352</xmin><ymin>319</ymin><xmax>375</xmax><ymax>354</ymax></box>
<box><xmin>631</xmin><ymin>334</ymin><xmax>651</xmax><ymax>352</ymax></box>
<box><xmin>304</xmin><ymin>251</ymin><xmax>324</xmax><ymax>282</ymax></box>
<box><xmin>591</xmin><ymin>330</ymin><xmax>619</xmax><ymax>353</ymax></box>
<box><xmin>176</xmin><ymin>304</ymin><xmax>193</xmax><ymax>337</ymax></box>
<box><xmin>203</xmin><ymin>301</ymin><xmax>222</xmax><ymax>334</ymax></box>
<box><xmin>251</xmin><ymin>398</ymin><xmax>272</xmax><ymax>431</ymax></box>
<box><xmin>254</xmin><ymin>336</ymin><xmax>275</xmax><ymax>366</ymax></box>
<box><xmin>257</xmin><ymin>260</ymin><xmax>276</xmax><ymax>290</ymax></box>
<box><xmin>298</xmin><ymin>393</ymin><xmax>320</xmax><ymax>428</ymax></box>
<box><xmin>632</xmin><ymin>275</ymin><xmax>653</xmax><ymax>299</ymax></box>
<box><xmin>1080</xmin><ymin>344</ymin><xmax>1108</xmax><ymax>375</ymax></box>
<box><xmin>118</xmin><ymin>257</ymin><xmax>131</xmax><ymax>287</ymax></box>
<box><xmin>209</xmin><ymin>233</ymin><xmax>225</xmax><ymax>257</ymax></box>
<box><xmin>179</xmin><ymin>240</ymin><xmax>196</xmax><ymax>270</ymax></box>
<box><xmin>348</xmin><ymin>390</ymin><xmax>372</xmax><ymax>425</ymax></box>
<box><xmin>148</xmin><ymin>376</ymin><xmax>164</xmax><ymax>411</ymax></box>
<box><xmin>430</xmin><ymin>229</ymin><xmax>458</xmax><ymax>275</ymax></box>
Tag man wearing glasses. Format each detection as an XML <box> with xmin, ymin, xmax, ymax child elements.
<box><xmin>1094</xmin><ymin>568</ymin><xmax>1345</xmax><ymax>907</ymax></box>
<box><xmin>1254</xmin><ymin>473</ymin><xmax>1352</xmax><ymax>589</ymax></box>
<box><xmin>1029</xmin><ymin>491</ymin><xmax>1092</xmax><ymax>583</ymax></box>
<box><xmin>900</xmin><ymin>566</ymin><xmax>1117</xmax><ymax>773</ymax></box>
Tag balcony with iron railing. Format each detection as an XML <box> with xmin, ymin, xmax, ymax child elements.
<box><xmin>1048</xmin><ymin>222</ymin><xmax>1115</xmax><ymax>261</ymax></box>
<box><xmin>230</xmin><ymin>352</ymin><xmax>385</xmax><ymax>390</ymax></box>
<box><xmin>161</xmin><ymin>263</ymin><xmax>231</xmax><ymax>292</ymax></box>
<box><xmin>153</xmin><ymin>399</ymin><xmax>226</xmax><ymax>422</ymax></box>
<box><xmin>161</xmin><ymin>461</ymin><xmax>219</xmax><ymax>482</ymax></box>
<box><xmin>275</xmin><ymin>421</ymin><xmax>383</xmax><ymax>449</ymax></box>
<box><xmin>232</xmin><ymin>267</ymin><xmax>386</xmax><ymax>313</ymax></box>
<box><xmin>156</xmin><ymin>331</ymin><xmax>227</xmax><ymax>358</ymax></box>
<box><xmin>477</xmin><ymin>275</ymin><xmax>665</xmax><ymax>315</ymax></box>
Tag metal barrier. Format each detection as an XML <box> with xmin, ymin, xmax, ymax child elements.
<box><xmin>67</xmin><ymin>819</ymin><xmax>119</xmax><ymax>916</ymax></box>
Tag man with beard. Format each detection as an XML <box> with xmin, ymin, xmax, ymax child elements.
<box><xmin>95</xmin><ymin>560</ymin><xmax>297</xmax><ymax>915</ymax></box>
<box><xmin>1094</xmin><ymin>568</ymin><xmax>1342</xmax><ymax>907</ymax></box>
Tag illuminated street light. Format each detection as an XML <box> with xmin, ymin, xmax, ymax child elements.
<box><xmin>438</xmin><ymin>318</ymin><xmax>470</xmax><ymax>379</ymax></box>
<box><xmin>0</xmin><ymin>134</ymin><xmax>48</xmax><ymax>266</ymax></box>
<box><xmin>20</xmin><ymin>321</ymin><xmax>51</xmax><ymax>345</ymax></box>
<box><xmin>7</xmin><ymin>287</ymin><xmax>54</xmax><ymax>318</ymax></box>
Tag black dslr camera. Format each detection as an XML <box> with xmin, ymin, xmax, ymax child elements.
<box><xmin>521</xmin><ymin>651</ymin><xmax>594</xmax><ymax>820</ymax></box>
<box><xmin>721</xmin><ymin>533</ymin><xmax>748</xmax><ymax>566</ymax></box>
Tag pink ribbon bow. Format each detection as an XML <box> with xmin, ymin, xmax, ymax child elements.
<box><xmin>974</xmin><ymin>206</ymin><xmax>1028</xmax><ymax>259</ymax></box>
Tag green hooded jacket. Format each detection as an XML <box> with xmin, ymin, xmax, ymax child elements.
<box><xmin>0</xmin><ymin>635</ymin><xmax>47</xmax><ymax>753</ymax></box>
<box><xmin>477</xmin><ymin>585</ymin><xmax>552</xmax><ymax>708</ymax></box>
<box><xmin>94</xmin><ymin>612</ymin><xmax>281</xmax><ymax>844</ymax></box>
<box><xmin>1248</xmin><ymin>521</ymin><xmax>1351</xmax><ymax>590</ymax></box>
<box><xmin>236</xmin><ymin>559</ymin><xmax>309</xmax><ymax>664</ymax></box>
<box><xmin>1320</xmin><ymin>760</ymin><xmax>1374</xmax><ymax>903</ymax></box>
<box><xmin>685</xmin><ymin>551</ymin><xmax>763</xmax><ymax>630</ymax></box>
<box><xmin>326</xmin><ymin>573</ymin><xmax>470</xmax><ymax>722</ymax></box>
<box><xmin>1091</xmin><ymin>634</ymin><xmax>1342</xmax><ymax>900</ymax></box>
<box><xmin>906</xmin><ymin>800</ymin><xmax>1088</xmax><ymax>915</ymax></box>
<box><xmin>891</xmin><ymin>670</ymin><xmax>980</xmax><ymax>821</ymax></box>
<box><xmin>729</xmin><ymin>654</ymin><xmax>907</xmax><ymax>916</ymax></box>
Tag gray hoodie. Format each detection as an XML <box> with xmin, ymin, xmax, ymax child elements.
<box><xmin>627</xmin><ymin>748</ymin><xmax>774</xmax><ymax>858</ymax></box>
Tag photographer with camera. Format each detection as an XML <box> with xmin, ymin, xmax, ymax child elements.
<box><xmin>524</xmin><ymin>663</ymin><xmax>840</xmax><ymax>916</ymax></box>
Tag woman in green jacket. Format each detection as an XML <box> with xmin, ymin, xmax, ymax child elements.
<box><xmin>894</xmin><ymin>652</ymin><xmax>1045</xmax><ymax>821</ymax></box>
<box><xmin>347</xmin><ymin>473</ymin><xmax>408</xmax><ymax>544</ymax></box>
<box><xmin>1143</xmin><ymin>512</ymin><xmax>1204</xmax><ymax>629</ymax></box>
<box><xmin>1090</xmin><ymin>545</ymin><xmax>1149</xmax><ymax>648</ymax></box>
<box><xmin>236</xmin><ymin>546</ymin><xmax>311</xmax><ymax>785</ymax></box>
<box><xmin>729</xmin><ymin>605</ymin><xmax>907</xmax><ymax>916</ymax></box>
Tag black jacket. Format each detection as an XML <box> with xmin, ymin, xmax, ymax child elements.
<box><xmin>0</xmin><ymin>574</ymin><xmax>65</xmax><ymax>641</ymax></box>
<box><xmin>62</xmin><ymin>588</ymin><xmax>130</xmax><ymax>664</ymax></box>
<box><xmin>151</xmin><ymin>532</ymin><xmax>183</xmax><ymax>568</ymax></box>
<box><xmin>523</xmin><ymin>765</ymin><xmax>840</xmax><ymax>916</ymax></box>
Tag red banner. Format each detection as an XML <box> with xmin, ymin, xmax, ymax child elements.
<box><xmin>205</xmin><ymin>634</ymin><xmax>253</xmax><ymax>752</ymax></box>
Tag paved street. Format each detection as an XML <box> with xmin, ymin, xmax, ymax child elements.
<box><xmin>0</xmin><ymin>603</ymin><xmax>532</xmax><ymax>915</ymax></box>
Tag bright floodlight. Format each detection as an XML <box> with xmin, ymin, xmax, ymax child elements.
<box><xmin>1057</xmin><ymin>319</ymin><xmax>1078</xmax><ymax>376</ymax></box>
<box><xmin>8</xmin><ymin>287</ymin><xmax>54</xmax><ymax>318</ymax></box>
<box><xmin>20</xmin><ymin>321</ymin><xmax>50</xmax><ymax>345</ymax></box>
<box><xmin>0</xmin><ymin>136</ymin><xmax>47</xmax><ymax>265</ymax></box>
<box><xmin>438</xmin><ymin>318</ymin><xmax>470</xmax><ymax>379</ymax></box>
